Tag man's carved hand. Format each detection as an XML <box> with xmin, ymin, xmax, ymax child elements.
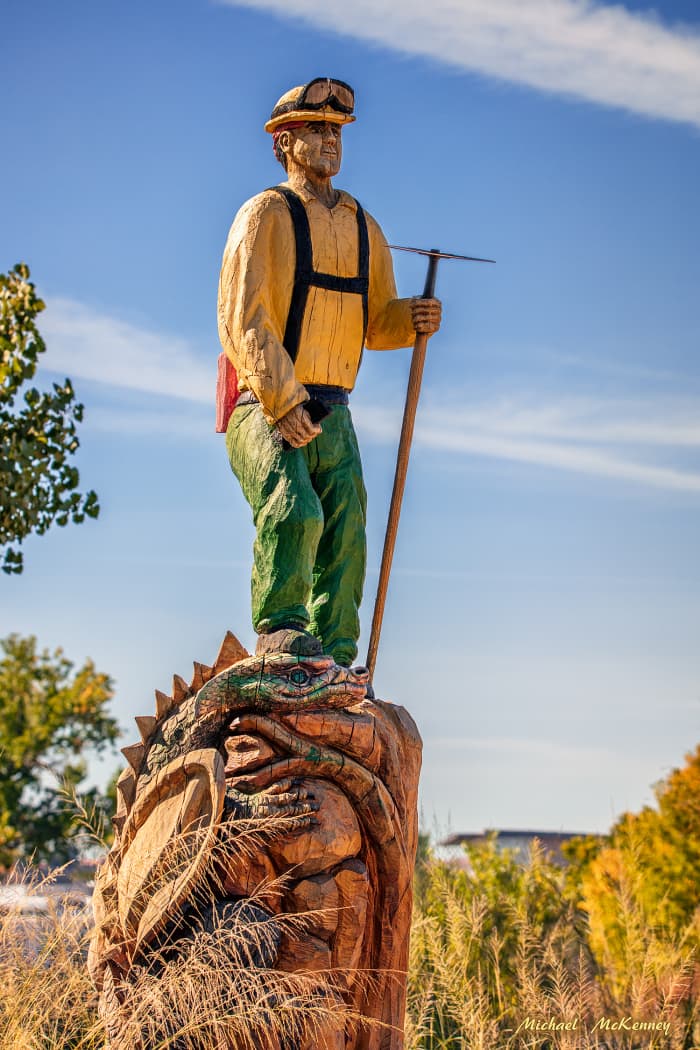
<box><xmin>276</xmin><ymin>402</ymin><xmax>322</xmax><ymax>448</ymax></box>
<box><xmin>411</xmin><ymin>297</ymin><xmax>442</xmax><ymax>335</ymax></box>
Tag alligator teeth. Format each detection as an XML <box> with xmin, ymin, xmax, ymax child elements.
<box><xmin>172</xmin><ymin>674</ymin><xmax>189</xmax><ymax>702</ymax></box>
<box><xmin>121</xmin><ymin>742</ymin><xmax>145</xmax><ymax>772</ymax></box>
<box><xmin>213</xmin><ymin>630</ymin><xmax>249</xmax><ymax>672</ymax></box>
<box><xmin>155</xmin><ymin>689</ymin><xmax>175</xmax><ymax>719</ymax></box>
<box><xmin>135</xmin><ymin>715</ymin><xmax>157</xmax><ymax>742</ymax></box>
<box><xmin>190</xmin><ymin>661</ymin><xmax>213</xmax><ymax>691</ymax></box>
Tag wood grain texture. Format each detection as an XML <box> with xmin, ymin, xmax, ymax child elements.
<box><xmin>287</xmin><ymin>874</ymin><xmax>339</xmax><ymax>939</ymax></box>
<box><xmin>266</xmin><ymin>779</ymin><xmax>362</xmax><ymax>878</ymax></box>
<box><xmin>89</xmin><ymin>640</ymin><xmax>421</xmax><ymax>1050</ymax></box>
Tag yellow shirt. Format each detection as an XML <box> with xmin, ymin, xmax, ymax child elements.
<box><xmin>218</xmin><ymin>182</ymin><xmax>415</xmax><ymax>423</ymax></box>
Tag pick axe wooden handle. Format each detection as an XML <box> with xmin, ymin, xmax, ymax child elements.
<box><xmin>365</xmin><ymin>252</ymin><xmax>440</xmax><ymax>681</ymax></box>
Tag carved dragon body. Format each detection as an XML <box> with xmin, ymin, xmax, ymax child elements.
<box><xmin>89</xmin><ymin>631</ymin><xmax>421</xmax><ymax>1050</ymax></box>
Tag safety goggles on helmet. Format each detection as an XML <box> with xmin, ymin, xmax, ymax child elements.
<box><xmin>272</xmin><ymin>78</ymin><xmax>354</xmax><ymax>120</ymax></box>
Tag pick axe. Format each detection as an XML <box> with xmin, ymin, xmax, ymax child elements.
<box><xmin>365</xmin><ymin>244</ymin><xmax>494</xmax><ymax>682</ymax></box>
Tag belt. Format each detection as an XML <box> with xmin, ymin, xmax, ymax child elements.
<box><xmin>236</xmin><ymin>384</ymin><xmax>350</xmax><ymax>408</ymax></box>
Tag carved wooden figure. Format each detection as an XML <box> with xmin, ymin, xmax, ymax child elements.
<box><xmin>89</xmin><ymin>630</ymin><xmax>422</xmax><ymax>1049</ymax></box>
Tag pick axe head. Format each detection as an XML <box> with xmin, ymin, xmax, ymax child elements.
<box><xmin>387</xmin><ymin>244</ymin><xmax>495</xmax><ymax>297</ymax></box>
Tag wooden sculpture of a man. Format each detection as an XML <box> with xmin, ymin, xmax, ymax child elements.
<box><xmin>218</xmin><ymin>78</ymin><xmax>441</xmax><ymax>668</ymax></box>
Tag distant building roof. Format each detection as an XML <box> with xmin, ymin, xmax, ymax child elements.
<box><xmin>442</xmin><ymin>829</ymin><xmax>601</xmax><ymax>867</ymax></box>
<box><xmin>443</xmin><ymin>829</ymin><xmax>590</xmax><ymax>846</ymax></box>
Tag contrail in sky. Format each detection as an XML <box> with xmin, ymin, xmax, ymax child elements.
<box><xmin>41</xmin><ymin>297</ymin><xmax>700</xmax><ymax>495</ymax></box>
<box><xmin>218</xmin><ymin>0</ymin><xmax>700</xmax><ymax>130</ymax></box>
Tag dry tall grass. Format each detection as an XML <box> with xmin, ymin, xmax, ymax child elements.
<box><xmin>0</xmin><ymin>867</ymin><xmax>99</xmax><ymax>1050</ymax></box>
<box><xmin>1</xmin><ymin>835</ymin><xmax>698</xmax><ymax>1049</ymax></box>
<box><xmin>406</xmin><ymin>840</ymin><xmax>700</xmax><ymax>1050</ymax></box>
<box><xmin>0</xmin><ymin>792</ymin><xmax>382</xmax><ymax>1050</ymax></box>
<box><xmin>0</xmin><ymin>864</ymin><xmax>368</xmax><ymax>1050</ymax></box>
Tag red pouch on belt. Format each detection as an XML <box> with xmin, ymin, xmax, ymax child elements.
<box><xmin>215</xmin><ymin>352</ymin><xmax>239</xmax><ymax>433</ymax></box>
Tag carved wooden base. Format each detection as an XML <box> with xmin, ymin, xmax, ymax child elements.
<box><xmin>89</xmin><ymin>631</ymin><xmax>422</xmax><ymax>1049</ymax></box>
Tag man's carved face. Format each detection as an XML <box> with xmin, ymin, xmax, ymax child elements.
<box><xmin>284</xmin><ymin>121</ymin><xmax>342</xmax><ymax>178</ymax></box>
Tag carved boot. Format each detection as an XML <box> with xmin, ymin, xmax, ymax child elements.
<box><xmin>255</xmin><ymin>625</ymin><xmax>324</xmax><ymax>658</ymax></box>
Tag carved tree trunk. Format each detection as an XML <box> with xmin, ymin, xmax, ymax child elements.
<box><xmin>89</xmin><ymin>633</ymin><xmax>422</xmax><ymax>1050</ymax></box>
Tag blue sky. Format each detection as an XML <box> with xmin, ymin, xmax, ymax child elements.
<box><xmin>3</xmin><ymin>0</ymin><xmax>699</xmax><ymax>835</ymax></box>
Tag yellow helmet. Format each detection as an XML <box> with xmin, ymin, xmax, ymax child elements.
<box><xmin>264</xmin><ymin>78</ymin><xmax>356</xmax><ymax>133</ymax></box>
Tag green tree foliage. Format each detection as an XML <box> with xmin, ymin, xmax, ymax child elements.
<box><xmin>564</xmin><ymin>745</ymin><xmax>700</xmax><ymax>934</ymax></box>
<box><xmin>0</xmin><ymin>634</ymin><xmax>119</xmax><ymax>866</ymax></box>
<box><xmin>560</xmin><ymin>745</ymin><xmax>700</xmax><ymax>1003</ymax></box>
<box><xmin>0</xmin><ymin>262</ymin><xmax>99</xmax><ymax>574</ymax></box>
<box><xmin>409</xmin><ymin>831</ymin><xmax>698</xmax><ymax>1048</ymax></box>
<box><xmin>648</xmin><ymin>743</ymin><xmax>700</xmax><ymax>925</ymax></box>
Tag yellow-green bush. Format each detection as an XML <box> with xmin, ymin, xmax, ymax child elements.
<box><xmin>407</xmin><ymin>837</ymin><xmax>698</xmax><ymax>1050</ymax></box>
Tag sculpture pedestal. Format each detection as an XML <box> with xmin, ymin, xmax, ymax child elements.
<box><xmin>89</xmin><ymin>631</ymin><xmax>422</xmax><ymax>1049</ymax></box>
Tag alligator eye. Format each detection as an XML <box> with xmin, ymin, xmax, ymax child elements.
<box><xmin>290</xmin><ymin>668</ymin><xmax>310</xmax><ymax>687</ymax></box>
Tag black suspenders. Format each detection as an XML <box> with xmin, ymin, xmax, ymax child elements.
<box><xmin>270</xmin><ymin>186</ymin><xmax>370</xmax><ymax>364</ymax></box>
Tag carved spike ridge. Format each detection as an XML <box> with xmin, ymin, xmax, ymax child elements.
<box><xmin>115</xmin><ymin>768</ymin><xmax>136</xmax><ymax>814</ymax></box>
<box><xmin>190</xmin><ymin>662</ymin><xmax>214</xmax><ymax>692</ymax></box>
<box><xmin>135</xmin><ymin>715</ymin><xmax>157</xmax><ymax>743</ymax></box>
<box><xmin>213</xmin><ymin>630</ymin><xmax>250</xmax><ymax>673</ymax></box>
<box><xmin>121</xmin><ymin>742</ymin><xmax>145</xmax><ymax>773</ymax></box>
<box><xmin>172</xmin><ymin>675</ymin><xmax>189</xmax><ymax>702</ymax></box>
<box><xmin>155</xmin><ymin>689</ymin><xmax>175</xmax><ymax>720</ymax></box>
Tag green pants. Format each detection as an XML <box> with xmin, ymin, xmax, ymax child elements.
<box><xmin>226</xmin><ymin>403</ymin><xmax>367</xmax><ymax>667</ymax></box>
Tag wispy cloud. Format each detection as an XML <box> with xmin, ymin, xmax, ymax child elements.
<box><xmin>354</xmin><ymin>393</ymin><xmax>700</xmax><ymax>493</ymax></box>
<box><xmin>41</xmin><ymin>297</ymin><xmax>212</xmax><ymax>404</ymax></box>
<box><xmin>420</xmin><ymin>427</ymin><xmax>700</xmax><ymax>492</ymax></box>
<box><xmin>41</xmin><ymin>296</ymin><xmax>700</xmax><ymax>492</ymax></box>
<box><xmin>219</xmin><ymin>0</ymin><xmax>700</xmax><ymax>129</ymax></box>
<box><xmin>437</xmin><ymin>397</ymin><xmax>700</xmax><ymax>446</ymax></box>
